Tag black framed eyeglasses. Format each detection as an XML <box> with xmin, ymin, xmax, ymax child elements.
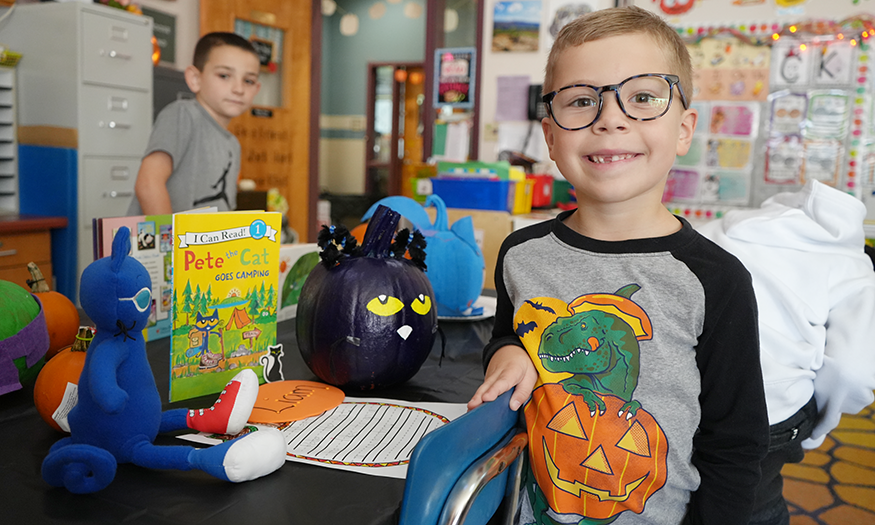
<box><xmin>542</xmin><ymin>73</ymin><xmax>689</xmax><ymax>131</ymax></box>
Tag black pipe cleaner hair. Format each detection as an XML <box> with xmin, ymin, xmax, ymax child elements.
<box><xmin>317</xmin><ymin>225</ymin><xmax>361</xmax><ymax>268</ymax></box>
<box><xmin>317</xmin><ymin>205</ymin><xmax>427</xmax><ymax>271</ymax></box>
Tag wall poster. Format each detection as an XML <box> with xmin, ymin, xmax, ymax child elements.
<box><xmin>434</xmin><ymin>47</ymin><xmax>476</xmax><ymax>108</ymax></box>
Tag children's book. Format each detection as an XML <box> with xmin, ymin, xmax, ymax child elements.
<box><xmin>93</xmin><ymin>214</ymin><xmax>174</xmax><ymax>341</ymax></box>
<box><xmin>276</xmin><ymin>243</ymin><xmax>320</xmax><ymax>322</ymax></box>
<box><xmin>169</xmin><ymin>211</ymin><xmax>282</xmax><ymax>402</ymax></box>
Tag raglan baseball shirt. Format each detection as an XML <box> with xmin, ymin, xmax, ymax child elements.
<box><xmin>484</xmin><ymin>211</ymin><xmax>769</xmax><ymax>525</ymax></box>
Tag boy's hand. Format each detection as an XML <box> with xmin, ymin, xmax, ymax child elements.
<box><xmin>467</xmin><ymin>345</ymin><xmax>537</xmax><ymax>412</ymax></box>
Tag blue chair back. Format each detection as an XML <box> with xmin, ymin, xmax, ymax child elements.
<box><xmin>399</xmin><ymin>390</ymin><xmax>526</xmax><ymax>525</ymax></box>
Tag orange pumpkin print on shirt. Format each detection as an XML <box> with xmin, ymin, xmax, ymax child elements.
<box><xmin>525</xmin><ymin>386</ymin><xmax>668</xmax><ymax>519</ymax></box>
<box><xmin>515</xmin><ymin>285</ymin><xmax>667</xmax><ymax>523</ymax></box>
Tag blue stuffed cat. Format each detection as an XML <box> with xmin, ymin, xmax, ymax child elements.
<box><xmin>41</xmin><ymin>227</ymin><xmax>286</xmax><ymax>493</ymax></box>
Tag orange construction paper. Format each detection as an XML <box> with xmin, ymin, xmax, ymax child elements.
<box><xmin>249</xmin><ymin>380</ymin><xmax>345</xmax><ymax>424</ymax></box>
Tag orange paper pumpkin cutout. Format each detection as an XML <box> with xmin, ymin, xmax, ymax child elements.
<box><xmin>525</xmin><ymin>384</ymin><xmax>668</xmax><ymax>519</ymax></box>
<box><xmin>249</xmin><ymin>380</ymin><xmax>345</xmax><ymax>424</ymax></box>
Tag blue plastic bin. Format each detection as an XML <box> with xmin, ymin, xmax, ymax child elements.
<box><xmin>430</xmin><ymin>178</ymin><xmax>515</xmax><ymax>212</ymax></box>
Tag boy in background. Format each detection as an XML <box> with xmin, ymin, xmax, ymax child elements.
<box><xmin>700</xmin><ymin>180</ymin><xmax>875</xmax><ymax>525</ymax></box>
<box><xmin>128</xmin><ymin>32</ymin><xmax>261</xmax><ymax>215</ymax></box>
<box><xmin>467</xmin><ymin>7</ymin><xmax>769</xmax><ymax>524</ymax></box>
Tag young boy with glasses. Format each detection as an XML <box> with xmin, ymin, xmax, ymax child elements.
<box><xmin>467</xmin><ymin>7</ymin><xmax>769</xmax><ymax>524</ymax></box>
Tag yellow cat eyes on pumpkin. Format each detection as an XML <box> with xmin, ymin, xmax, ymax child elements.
<box><xmin>366</xmin><ymin>294</ymin><xmax>432</xmax><ymax>316</ymax></box>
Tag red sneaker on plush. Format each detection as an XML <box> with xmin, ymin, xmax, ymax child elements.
<box><xmin>187</xmin><ymin>369</ymin><xmax>259</xmax><ymax>435</ymax></box>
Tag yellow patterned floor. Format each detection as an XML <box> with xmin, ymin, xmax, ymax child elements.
<box><xmin>784</xmin><ymin>402</ymin><xmax>875</xmax><ymax>524</ymax></box>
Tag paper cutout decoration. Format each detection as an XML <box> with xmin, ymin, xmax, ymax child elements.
<box><xmin>248</xmin><ymin>380</ymin><xmax>345</xmax><ymax>424</ymax></box>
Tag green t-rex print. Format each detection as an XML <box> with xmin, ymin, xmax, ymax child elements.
<box><xmin>537</xmin><ymin>285</ymin><xmax>643</xmax><ymax>418</ymax></box>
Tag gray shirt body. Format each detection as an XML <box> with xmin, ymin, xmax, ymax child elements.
<box><xmin>128</xmin><ymin>99</ymin><xmax>239</xmax><ymax>215</ymax></box>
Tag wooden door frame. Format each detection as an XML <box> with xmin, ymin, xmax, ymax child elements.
<box><xmin>365</xmin><ymin>61</ymin><xmax>423</xmax><ymax>197</ymax></box>
<box><xmin>309</xmin><ymin>0</ymin><xmax>321</xmax><ymax>242</ymax></box>
<box><xmin>200</xmin><ymin>0</ymin><xmax>321</xmax><ymax>242</ymax></box>
<box><xmin>423</xmin><ymin>0</ymin><xmax>483</xmax><ymax>161</ymax></box>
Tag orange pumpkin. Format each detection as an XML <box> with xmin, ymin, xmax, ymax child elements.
<box><xmin>33</xmin><ymin>327</ymin><xmax>93</xmax><ymax>432</ymax></box>
<box><xmin>27</xmin><ymin>262</ymin><xmax>80</xmax><ymax>359</ymax></box>
<box><xmin>524</xmin><ymin>384</ymin><xmax>667</xmax><ymax>519</ymax></box>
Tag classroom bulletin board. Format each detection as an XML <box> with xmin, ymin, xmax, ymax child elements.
<box><xmin>630</xmin><ymin>0</ymin><xmax>875</xmax><ymax>220</ymax></box>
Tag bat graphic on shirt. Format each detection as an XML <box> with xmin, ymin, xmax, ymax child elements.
<box><xmin>515</xmin><ymin>320</ymin><xmax>537</xmax><ymax>337</ymax></box>
<box><xmin>524</xmin><ymin>300</ymin><xmax>555</xmax><ymax>315</ymax></box>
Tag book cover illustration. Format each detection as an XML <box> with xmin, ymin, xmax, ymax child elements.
<box><xmin>93</xmin><ymin>214</ymin><xmax>173</xmax><ymax>341</ymax></box>
<box><xmin>170</xmin><ymin>211</ymin><xmax>282</xmax><ymax>402</ymax></box>
<box><xmin>276</xmin><ymin>243</ymin><xmax>320</xmax><ymax>322</ymax></box>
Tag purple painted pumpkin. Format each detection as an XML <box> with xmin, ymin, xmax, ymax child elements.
<box><xmin>296</xmin><ymin>205</ymin><xmax>437</xmax><ymax>390</ymax></box>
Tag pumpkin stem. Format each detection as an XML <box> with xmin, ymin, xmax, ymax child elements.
<box><xmin>26</xmin><ymin>262</ymin><xmax>51</xmax><ymax>293</ymax></box>
<box><xmin>71</xmin><ymin>327</ymin><xmax>94</xmax><ymax>352</ymax></box>
<box><xmin>361</xmin><ymin>205</ymin><xmax>401</xmax><ymax>258</ymax></box>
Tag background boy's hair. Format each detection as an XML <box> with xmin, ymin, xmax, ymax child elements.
<box><xmin>193</xmin><ymin>32</ymin><xmax>259</xmax><ymax>71</ymax></box>
<box><xmin>543</xmin><ymin>6</ymin><xmax>693</xmax><ymax>106</ymax></box>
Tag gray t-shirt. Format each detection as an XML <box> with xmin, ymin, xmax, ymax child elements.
<box><xmin>128</xmin><ymin>98</ymin><xmax>240</xmax><ymax>214</ymax></box>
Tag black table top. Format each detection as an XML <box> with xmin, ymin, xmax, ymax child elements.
<box><xmin>2</xmin><ymin>317</ymin><xmax>492</xmax><ymax>524</ymax></box>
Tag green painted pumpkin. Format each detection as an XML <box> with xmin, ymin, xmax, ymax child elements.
<box><xmin>0</xmin><ymin>280</ymin><xmax>50</xmax><ymax>395</ymax></box>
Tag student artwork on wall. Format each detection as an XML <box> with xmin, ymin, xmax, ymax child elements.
<box><xmin>667</xmin><ymin>101</ymin><xmax>759</xmax><ymax>206</ymax></box>
<box><xmin>764</xmin><ymin>36</ymin><xmax>859</xmax><ymax>188</ymax></box>
<box><xmin>492</xmin><ymin>1</ymin><xmax>541</xmax><ymax>52</ymax></box>
<box><xmin>689</xmin><ymin>36</ymin><xmax>770</xmax><ymax>102</ymax></box>
<box><xmin>653</xmin><ymin>0</ymin><xmax>695</xmax><ymax>16</ymax></box>
<box><xmin>545</xmin><ymin>1</ymin><xmax>615</xmax><ymax>44</ymax></box>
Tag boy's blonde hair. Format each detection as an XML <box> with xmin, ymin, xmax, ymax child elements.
<box><xmin>543</xmin><ymin>6</ymin><xmax>693</xmax><ymax>106</ymax></box>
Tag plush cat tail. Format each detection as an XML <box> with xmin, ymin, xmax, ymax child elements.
<box><xmin>42</xmin><ymin>442</ymin><xmax>118</xmax><ymax>494</ymax></box>
<box><xmin>110</xmin><ymin>226</ymin><xmax>131</xmax><ymax>274</ymax></box>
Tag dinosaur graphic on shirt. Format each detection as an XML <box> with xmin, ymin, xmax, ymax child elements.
<box><xmin>514</xmin><ymin>285</ymin><xmax>666</xmax><ymax>525</ymax></box>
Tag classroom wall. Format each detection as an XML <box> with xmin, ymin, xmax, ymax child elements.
<box><xmin>477</xmin><ymin>0</ymin><xmax>616</xmax><ymax>167</ymax></box>
<box><xmin>477</xmin><ymin>0</ymin><xmax>875</xmax><ymax>215</ymax></box>
<box><xmin>631</xmin><ymin>0</ymin><xmax>875</xmax><ymax>215</ymax></box>
<box><xmin>139</xmin><ymin>0</ymin><xmax>199</xmax><ymax>70</ymax></box>
<box><xmin>631</xmin><ymin>0</ymin><xmax>874</xmax><ymax>26</ymax></box>
<box><xmin>320</xmin><ymin>0</ymin><xmax>426</xmax><ymax>194</ymax></box>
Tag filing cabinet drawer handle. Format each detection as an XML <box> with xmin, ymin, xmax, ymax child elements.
<box><xmin>109</xmin><ymin>97</ymin><xmax>129</xmax><ymax>111</ymax></box>
<box><xmin>111</xmin><ymin>26</ymin><xmax>129</xmax><ymax>42</ymax></box>
<box><xmin>110</xmin><ymin>167</ymin><xmax>130</xmax><ymax>180</ymax></box>
<box><xmin>0</xmin><ymin>248</ymin><xmax>17</xmax><ymax>257</ymax></box>
<box><xmin>108</xmin><ymin>50</ymin><xmax>132</xmax><ymax>60</ymax></box>
<box><xmin>105</xmin><ymin>191</ymin><xmax>134</xmax><ymax>199</ymax></box>
<box><xmin>99</xmin><ymin>121</ymin><xmax>131</xmax><ymax>130</ymax></box>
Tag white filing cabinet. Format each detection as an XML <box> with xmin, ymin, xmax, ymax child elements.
<box><xmin>0</xmin><ymin>66</ymin><xmax>16</xmax><ymax>213</ymax></box>
<box><xmin>1</xmin><ymin>2</ymin><xmax>153</xmax><ymax>298</ymax></box>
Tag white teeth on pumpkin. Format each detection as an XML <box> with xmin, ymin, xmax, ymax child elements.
<box><xmin>397</xmin><ymin>325</ymin><xmax>413</xmax><ymax>340</ymax></box>
<box><xmin>589</xmin><ymin>154</ymin><xmax>635</xmax><ymax>163</ymax></box>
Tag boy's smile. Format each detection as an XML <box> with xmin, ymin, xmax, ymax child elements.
<box><xmin>542</xmin><ymin>33</ymin><xmax>697</xmax><ymax>236</ymax></box>
<box><xmin>185</xmin><ymin>45</ymin><xmax>261</xmax><ymax>128</ymax></box>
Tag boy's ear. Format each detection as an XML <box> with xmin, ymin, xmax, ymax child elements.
<box><xmin>541</xmin><ymin>117</ymin><xmax>556</xmax><ymax>160</ymax></box>
<box><xmin>676</xmin><ymin>108</ymin><xmax>698</xmax><ymax>157</ymax></box>
<box><xmin>184</xmin><ymin>65</ymin><xmax>202</xmax><ymax>94</ymax></box>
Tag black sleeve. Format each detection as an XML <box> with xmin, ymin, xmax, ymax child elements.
<box><xmin>481</xmin><ymin>229</ymin><xmax>530</xmax><ymax>371</ymax></box>
<box><xmin>682</xmin><ymin>241</ymin><xmax>770</xmax><ymax>525</ymax></box>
